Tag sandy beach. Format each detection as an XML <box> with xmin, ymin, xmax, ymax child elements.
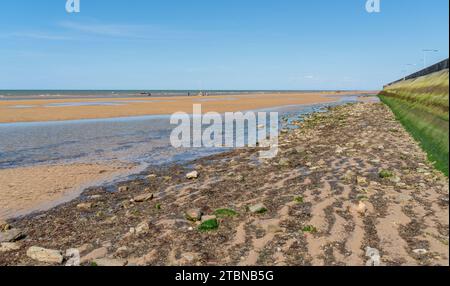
<box><xmin>1</xmin><ymin>101</ymin><xmax>447</xmax><ymax>266</ymax></box>
<box><xmin>0</xmin><ymin>91</ymin><xmax>373</xmax><ymax>123</ymax></box>
<box><xmin>0</xmin><ymin>163</ymin><xmax>133</xmax><ymax>220</ymax></box>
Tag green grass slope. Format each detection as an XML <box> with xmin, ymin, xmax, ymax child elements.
<box><xmin>379</xmin><ymin>69</ymin><xmax>449</xmax><ymax>176</ymax></box>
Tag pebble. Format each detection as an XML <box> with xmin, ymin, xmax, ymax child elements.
<box><xmin>77</xmin><ymin>202</ymin><xmax>93</xmax><ymax>210</ymax></box>
<box><xmin>0</xmin><ymin>220</ymin><xmax>10</xmax><ymax>232</ymax></box>
<box><xmin>133</xmin><ymin>193</ymin><xmax>154</xmax><ymax>203</ymax></box>
<box><xmin>185</xmin><ymin>209</ymin><xmax>202</xmax><ymax>222</ymax></box>
<box><xmin>365</xmin><ymin>247</ymin><xmax>381</xmax><ymax>266</ymax></box>
<box><xmin>118</xmin><ymin>186</ymin><xmax>129</xmax><ymax>192</ymax></box>
<box><xmin>249</xmin><ymin>203</ymin><xmax>267</xmax><ymax>214</ymax></box>
<box><xmin>413</xmin><ymin>249</ymin><xmax>428</xmax><ymax>255</ymax></box>
<box><xmin>186</xmin><ymin>171</ymin><xmax>199</xmax><ymax>179</ymax></box>
<box><xmin>26</xmin><ymin>246</ymin><xmax>64</xmax><ymax>264</ymax></box>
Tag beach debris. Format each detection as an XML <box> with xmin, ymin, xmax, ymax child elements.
<box><xmin>248</xmin><ymin>203</ymin><xmax>268</xmax><ymax>214</ymax></box>
<box><xmin>365</xmin><ymin>247</ymin><xmax>381</xmax><ymax>266</ymax></box>
<box><xmin>413</xmin><ymin>249</ymin><xmax>428</xmax><ymax>255</ymax></box>
<box><xmin>65</xmin><ymin>248</ymin><xmax>81</xmax><ymax>266</ymax></box>
<box><xmin>118</xmin><ymin>186</ymin><xmax>129</xmax><ymax>192</ymax></box>
<box><xmin>92</xmin><ymin>258</ymin><xmax>127</xmax><ymax>267</ymax></box>
<box><xmin>186</xmin><ymin>171</ymin><xmax>199</xmax><ymax>180</ymax></box>
<box><xmin>257</xmin><ymin>124</ymin><xmax>265</xmax><ymax>130</ymax></box>
<box><xmin>0</xmin><ymin>242</ymin><xmax>20</xmax><ymax>252</ymax></box>
<box><xmin>80</xmin><ymin>247</ymin><xmax>108</xmax><ymax>264</ymax></box>
<box><xmin>185</xmin><ymin>209</ymin><xmax>202</xmax><ymax>222</ymax></box>
<box><xmin>132</xmin><ymin>193</ymin><xmax>154</xmax><ymax>203</ymax></box>
<box><xmin>0</xmin><ymin>228</ymin><xmax>25</xmax><ymax>243</ymax></box>
<box><xmin>26</xmin><ymin>246</ymin><xmax>64</xmax><ymax>264</ymax></box>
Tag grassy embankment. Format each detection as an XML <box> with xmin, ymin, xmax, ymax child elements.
<box><xmin>379</xmin><ymin>69</ymin><xmax>449</xmax><ymax>176</ymax></box>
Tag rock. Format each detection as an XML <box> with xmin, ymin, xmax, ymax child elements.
<box><xmin>249</xmin><ymin>203</ymin><xmax>268</xmax><ymax>214</ymax></box>
<box><xmin>413</xmin><ymin>249</ymin><xmax>428</xmax><ymax>255</ymax></box>
<box><xmin>355</xmin><ymin>202</ymin><xmax>367</xmax><ymax>215</ymax></box>
<box><xmin>118</xmin><ymin>186</ymin><xmax>129</xmax><ymax>192</ymax></box>
<box><xmin>65</xmin><ymin>248</ymin><xmax>81</xmax><ymax>266</ymax></box>
<box><xmin>365</xmin><ymin>247</ymin><xmax>381</xmax><ymax>266</ymax></box>
<box><xmin>77</xmin><ymin>202</ymin><xmax>93</xmax><ymax>210</ymax></box>
<box><xmin>185</xmin><ymin>209</ymin><xmax>202</xmax><ymax>222</ymax></box>
<box><xmin>135</xmin><ymin>221</ymin><xmax>150</xmax><ymax>235</ymax></box>
<box><xmin>0</xmin><ymin>228</ymin><xmax>25</xmax><ymax>243</ymax></box>
<box><xmin>89</xmin><ymin>195</ymin><xmax>102</xmax><ymax>200</ymax></box>
<box><xmin>80</xmin><ymin>247</ymin><xmax>108</xmax><ymax>264</ymax></box>
<box><xmin>0</xmin><ymin>242</ymin><xmax>20</xmax><ymax>252</ymax></box>
<box><xmin>147</xmin><ymin>174</ymin><xmax>157</xmax><ymax>180</ymax></box>
<box><xmin>201</xmin><ymin>215</ymin><xmax>217</xmax><ymax>222</ymax></box>
<box><xmin>26</xmin><ymin>246</ymin><xmax>63</xmax><ymax>264</ymax></box>
<box><xmin>115</xmin><ymin>246</ymin><xmax>128</xmax><ymax>257</ymax></box>
<box><xmin>133</xmin><ymin>193</ymin><xmax>154</xmax><ymax>203</ymax></box>
<box><xmin>278</xmin><ymin>158</ymin><xmax>290</xmax><ymax>167</ymax></box>
<box><xmin>93</xmin><ymin>258</ymin><xmax>127</xmax><ymax>266</ymax></box>
<box><xmin>357</xmin><ymin>176</ymin><xmax>368</xmax><ymax>185</ymax></box>
<box><xmin>0</xmin><ymin>220</ymin><xmax>11</xmax><ymax>231</ymax></box>
<box><xmin>335</xmin><ymin>146</ymin><xmax>345</xmax><ymax>154</ymax></box>
<box><xmin>389</xmin><ymin>176</ymin><xmax>401</xmax><ymax>183</ymax></box>
<box><xmin>342</xmin><ymin>170</ymin><xmax>355</xmax><ymax>182</ymax></box>
<box><xmin>186</xmin><ymin>171</ymin><xmax>199</xmax><ymax>180</ymax></box>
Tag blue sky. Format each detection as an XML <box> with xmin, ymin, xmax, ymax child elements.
<box><xmin>0</xmin><ymin>0</ymin><xmax>448</xmax><ymax>90</ymax></box>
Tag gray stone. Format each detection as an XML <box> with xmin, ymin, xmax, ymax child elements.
<box><xmin>365</xmin><ymin>247</ymin><xmax>381</xmax><ymax>266</ymax></box>
<box><xmin>186</xmin><ymin>171</ymin><xmax>199</xmax><ymax>179</ymax></box>
<box><xmin>65</xmin><ymin>248</ymin><xmax>81</xmax><ymax>266</ymax></box>
<box><xmin>0</xmin><ymin>228</ymin><xmax>25</xmax><ymax>243</ymax></box>
<box><xmin>26</xmin><ymin>246</ymin><xmax>63</xmax><ymax>264</ymax></box>
<box><xmin>413</xmin><ymin>249</ymin><xmax>428</xmax><ymax>255</ymax></box>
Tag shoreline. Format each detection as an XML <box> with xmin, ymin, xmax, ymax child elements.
<box><xmin>0</xmin><ymin>95</ymin><xmax>375</xmax><ymax>220</ymax></box>
<box><xmin>1</xmin><ymin>101</ymin><xmax>447</xmax><ymax>266</ymax></box>
<box><xmin>0</xmin><ymin>91</ymin><xmax>375</xmax><ymax>124</ymax></box>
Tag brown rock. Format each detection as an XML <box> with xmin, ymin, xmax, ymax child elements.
<box><xmin>26</xmin><ymin>246</ymin><xmax>63</xmax><ymax>264</ymax></box>
<box><xmin>80</xmin><ymin>247</ymin><xmax>108</xmax><ymax>264</ymax></box>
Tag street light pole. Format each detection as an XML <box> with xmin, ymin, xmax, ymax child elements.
<box><xmin>422</xmin><ymin>49</ymin><xmax>439</xmax><ymax>68</ymax></box>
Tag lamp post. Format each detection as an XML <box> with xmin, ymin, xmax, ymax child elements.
<box><xmin>422</xmin><ymin>49</ymin><xmax>439</xmax><ymax>68</ymax></box>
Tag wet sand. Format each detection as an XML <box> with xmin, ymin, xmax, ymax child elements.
<box><xmin>0</xmin><ymin>163</ymin><xmax>132</xmax><ymax>220</ymax></box>
<box><xmin>0</xmin><ymin>91</ymin><xmax>372</xmax><ymax>123</ymax></box>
